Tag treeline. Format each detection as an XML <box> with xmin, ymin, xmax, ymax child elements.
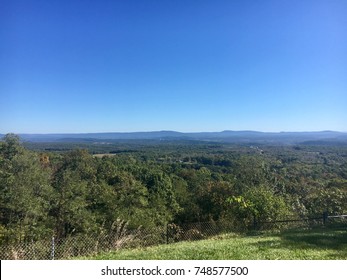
<box><xmin>1</xmin><ymin>134</ymin><xmax>347</xmax><ymax>243</ymax></box>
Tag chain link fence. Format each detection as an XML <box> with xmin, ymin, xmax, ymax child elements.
<box><xmin>1</xmin><ymin>214</ymin><xmax>346</xmax><ymax>260</ymax></box>
<box><xmin>0</xmin><ymin>221</ymin><xmax>168</xmax><ymax>260</ymax></box>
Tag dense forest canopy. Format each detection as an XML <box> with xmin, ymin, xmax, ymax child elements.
<box><xmin>1</xmin><ymin>133</ymin><xmax>347</xmax><ymax>243</ymax></box>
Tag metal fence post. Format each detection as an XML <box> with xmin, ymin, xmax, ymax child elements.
<box><xmin>323</xmin><ymin>211</ymin><xmax>328</xmax><ymax>226</ymax></box>
<box><xmin>51</xmin><ymin>236</ymin><xmax>55</xmax><ymax>260</ymax></box>
<box><xmin>166</xmin><ymin>224</ymin><xmax>169</xmax><ymax>244</ymax></box>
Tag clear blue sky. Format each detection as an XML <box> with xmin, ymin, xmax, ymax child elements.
<box><xmin>1</xmin><ymin>0</ymin><xmax>346</xmax><ymax>133</ymax></box>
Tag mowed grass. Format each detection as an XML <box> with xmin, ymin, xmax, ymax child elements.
<box><xmin>82</xmin><ymin>227</ymin><xmax>347</xmax><ymax>260</ymax></box>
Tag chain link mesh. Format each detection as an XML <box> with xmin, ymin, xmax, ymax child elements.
<box><xmin>1</xmin><ymin>215</ymin><xmax>346</xmax><ymax>260</ymax></box>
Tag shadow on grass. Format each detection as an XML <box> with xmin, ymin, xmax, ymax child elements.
<box><xmin>273</xmin><ymin>226</ymin><xmax>347</xmax><ymax>259</ymax></box>
<box><xmin>281</xmin><ymin>227</ymin><xmax>346</xmax><ymax>246</ymax></box>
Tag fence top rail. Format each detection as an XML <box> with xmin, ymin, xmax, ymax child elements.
<box><xmin>260</xmin><ymin>213</ymin><xmax>347</xmax><ymax>224</ymax></box>
<box><xmin>260</xmin><ymin>217</ymin><xmax>322</xmax><ymax>224</ymax></box>
<box><xmin>328</xmin><ymin>215</ymin><xmax>347</xmax><ymax>218</ymax></box>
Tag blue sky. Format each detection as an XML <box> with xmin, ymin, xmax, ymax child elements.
<box><xmin>1</xmin><ymin>0</ymin><xmax>346</xmax><ymax>133</ymax></box>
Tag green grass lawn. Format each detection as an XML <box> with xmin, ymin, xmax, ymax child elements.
<box><xmin>81</xmin><ymin>227</ymin><xmax>347</xmax><ymax>260</ymax></box>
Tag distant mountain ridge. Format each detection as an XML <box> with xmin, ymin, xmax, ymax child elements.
<box><xmin>1</xmin><ymin>130</ymin><xmax>347</xmax><ymax>145</ymax></box>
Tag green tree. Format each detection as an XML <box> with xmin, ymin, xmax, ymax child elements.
<box><xmin>307</xmin><ymin>187</ymin><xmax>347</xmax><ymax>215</ymax></box>
<box><xmin>0</xmin><ymin>134</ymin><xmax>53</xmax><ymax>242</ymax></box>
<box><xmin>51</xmin><ymin>150</ymin><xmax>97</xmax><ymax>238</ymax></box>
<box><xmin>227</xmin><ymin>186</ymin><xmax>292</xmax><ymax>230</ymax></box>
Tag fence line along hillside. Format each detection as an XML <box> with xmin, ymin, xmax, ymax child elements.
<box><xmin>1</xmin><ymin>214</ymin><xmax>346</xmax><ymax>260</ymax></box>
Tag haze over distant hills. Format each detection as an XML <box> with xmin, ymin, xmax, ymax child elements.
<box><xmin>1</xmin><ymin>130</ymin><xmax>347</xmax><ymax>145</ymax></box>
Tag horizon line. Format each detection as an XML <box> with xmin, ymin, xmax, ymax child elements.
<box><xmin>1</xmin><ymin>129</ymin><xmax>347</xmax><ymax>135</ymax></box>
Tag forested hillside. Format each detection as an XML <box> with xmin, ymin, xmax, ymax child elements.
<box><xmin>1</xmin><ymin>133</ymin><xmax>346</xmax><ymax>243</ymax></box>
